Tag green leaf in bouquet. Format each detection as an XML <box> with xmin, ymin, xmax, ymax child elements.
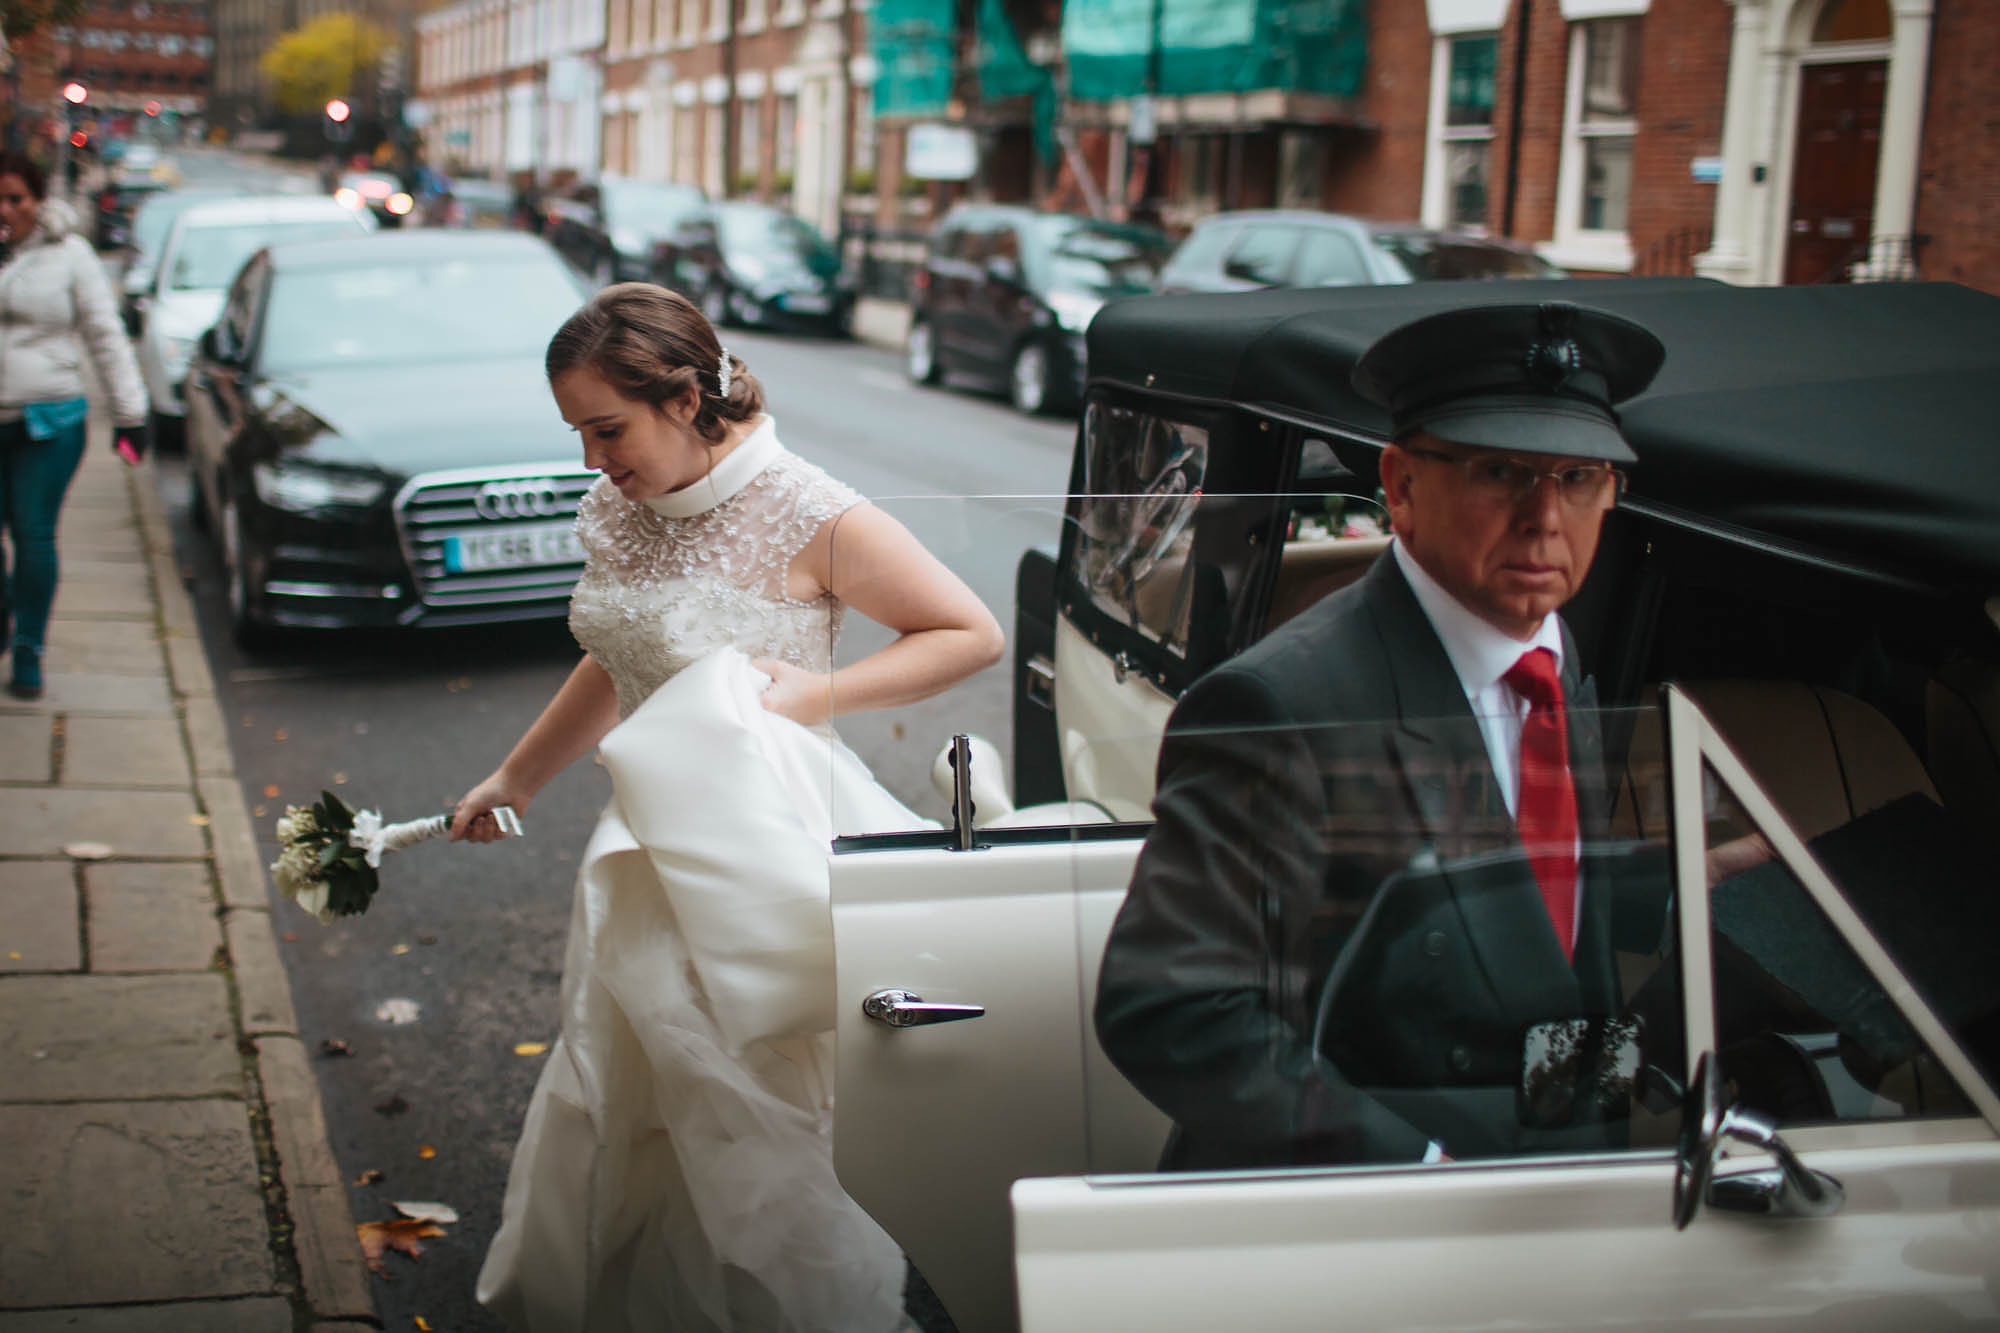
<box><xmin>326</xmin><ymin>861</ymin><xmax>381</xmax><ymax>918</ymax></box>
<box><xmin>318</xmin><ymin>838</ymin><xmax>347</xmax><ymax>870</ymax></box>
<box><xmin>317</xmin><ymin>790</ymin><xmax>357</xmax><ymax>834</ymax></box>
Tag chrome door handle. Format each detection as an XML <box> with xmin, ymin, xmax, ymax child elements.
<box><xmin>862</xmin><ymin>988</ymin><xmax>985</xmax><ymax>1029</ymax></box>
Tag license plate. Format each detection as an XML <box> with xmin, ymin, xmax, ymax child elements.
<box><xmin>783</xmin><ymin>291</ymin><xmax>831</xmax><ymax>313</ymax></box>
<box><xmin>441</xmin><ymin>521</ymin><xmax>582</xmax><ymax>572</ymax></box>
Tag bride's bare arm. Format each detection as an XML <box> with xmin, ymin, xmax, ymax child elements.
<box><xmin>451</xmin><ymin>654</ymin><xmax>622</xmax><ymax>841</ymax></box>
<box><xmin>754</xmin><ymin>503</ymin><xmax>1004</xmax><ymax>727</ymax></box>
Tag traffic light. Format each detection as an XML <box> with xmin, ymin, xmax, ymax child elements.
<box><xmin>69</xmin><ymin>129</ymin><xmax>88</xmax><ymax>149</ymax></box>
<box><xmin>61</xmin><ymin>81</ymin><xmax>88</xmax><ymax>106</ymax></box>
<box><xmin>324</xmin><ymin>97</ymin><xmax>353</xmax><ymax>144</ymax></box>
<box><xmin>143</xmin><ymin>100</ymin><xmax>162</xmax><ymax>117</ymax></box>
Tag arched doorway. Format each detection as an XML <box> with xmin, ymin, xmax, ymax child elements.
<box><xmin>1781</xmin><ymin>0</ymin><xmax>1891</xmax><ymax>285</ymax></box>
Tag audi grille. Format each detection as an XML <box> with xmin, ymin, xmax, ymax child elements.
<box><xmin>394</xmin><ymin>466</ymin><xmax>597</xmax><ymax>620</ymax></box>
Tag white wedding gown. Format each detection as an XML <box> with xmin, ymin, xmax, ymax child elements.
<box><xmin>477</xmin><ymin>419</ymin><xmax>915</xmax><ymax>1332</ymax></box>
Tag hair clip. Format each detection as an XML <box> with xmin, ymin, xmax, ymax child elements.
<box><xmin>717</xmin><ymin>347</ymin><xmax>732</xmax><ymax>399</ymax></box>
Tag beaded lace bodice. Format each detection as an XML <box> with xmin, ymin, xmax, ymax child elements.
<box><xmin>568</xmin><ymin>419</ymin><xmax>862</xmax><ymax>718</ymax></box>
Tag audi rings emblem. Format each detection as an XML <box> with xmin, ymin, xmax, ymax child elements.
<box><xmin>474</xmin><ymin>479</ymin><xmax>563</xmax><ymax>521</ymax></box>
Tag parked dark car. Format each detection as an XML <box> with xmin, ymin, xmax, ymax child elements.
<box><xmin>905</xmin><ymin>205</ymin><xmax>1172</xmax><ymax>415</ymax></box>
<box><xmin>93</xmin><ymin>171</ymin><xmax>170</xmax><ymax>249</ymax></box>
<box><xmin>1156</xmin><ymin>209</ymin><xmax>1563</xmax><ymax>294</ymax></box>
<box><xmin>650</xmin><ymin>200</ymin><xmax>852</xmax><ymax>335</ymax></box>
<box><xmin>543</xmin><ymin>176</ymin><xmax>707</xmax><ymax>285</ymax></box>
<box><xmin>181</xmin><ymin>229</ymin><xmax>593</xmax><ymax>644</ymax></box>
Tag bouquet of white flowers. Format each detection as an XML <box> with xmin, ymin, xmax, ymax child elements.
<box><xmin>271</xmin><ymin>791</ymin><xmax>521</xmax><ymax>923</ymax></box>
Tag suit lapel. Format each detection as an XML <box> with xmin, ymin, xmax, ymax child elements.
<box><xmin>1361</xmin><ymin>559</ymin><xmax>1585</xmax><ymax>1016</ymax></box>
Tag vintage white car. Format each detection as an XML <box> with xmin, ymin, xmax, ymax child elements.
<box><xmin>822</xmin><ymin>278</ymin><xmax>2000</xmax><ymax>1332</ymax></box>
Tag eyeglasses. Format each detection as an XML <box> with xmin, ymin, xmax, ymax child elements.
<box><xmin>1403</xmin><ymin>446</ymin><xmax>1625</xmax><ymax>510</ymax></box>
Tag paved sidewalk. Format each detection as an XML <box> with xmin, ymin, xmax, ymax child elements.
<box><xmin>0</xmin><ymin>415</ymin><xmax>377</xmax><ymax>1329</ymax></box>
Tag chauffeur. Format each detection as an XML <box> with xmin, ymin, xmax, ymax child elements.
<box><xmin>1095</xmin><ymin>300</ymin><xmax>1669</xmax><ymax>1171</ymax></box>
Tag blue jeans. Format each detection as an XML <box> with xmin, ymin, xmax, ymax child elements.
<box><xmin>0</xmin><ymin>416</ymin><xmax>88</xmax><ymax>658</ymax></box>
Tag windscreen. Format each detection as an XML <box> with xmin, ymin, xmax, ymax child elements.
<box><xmin>718</xmin><ymin>206</ymin><xmax>835</xmax><ymax>263</ymax></box>
<box><xmin>604</xmin><ymin>180</ymin><xmax>704</xmax><ymax>233</ymax></box>
<box><xmin>167</xmin><ymin>220</ymin><xmax>362</xmax><ymax>290</ymax></box>
<box><xmin>1370</xmin><ymin>232</ymin><xmax>1561</xmax><ymax>281</ymax></box>
<box><xmin>258</xmin><ymin>255</ymin><xmax>586</xmax><ymax>372</ymax></box>
<box><xmin>1032</xmin><ymin>219</ymin><xmax>1173</xmax><ymax>296</ymax></box>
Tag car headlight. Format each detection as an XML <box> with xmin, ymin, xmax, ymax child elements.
<box><xmin>1045</xmin><ymin>290</ymin><xmax>1106</xmax><ymax>334</ymax></box>
<box><xmin>162</xmin><ymin>334</ymin><xmax>195</xmax><ymax>371</ymax></box>
<box><xmin>253</xmin><ymin>461</ymin><xmax>387</xmax><ymax>512</ymax></box>
<box><xmin>730</xmin><ymin>252</ymin><xmax>768</xmax><ymax>284</ymax></box>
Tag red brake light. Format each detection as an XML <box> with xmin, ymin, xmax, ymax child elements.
<box><xmin>913</xmin><ymin>270</ymin><xmax>930</xmax><ymax>290</ymax></box>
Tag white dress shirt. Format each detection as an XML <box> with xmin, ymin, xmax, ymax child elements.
<box><xmin>1390</xmin><ymin>539</ymin><xmax>1567</xmax><ymax>820</ymax></box>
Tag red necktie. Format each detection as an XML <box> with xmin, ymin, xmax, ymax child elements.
<box><xmin>1504</xmin><ymin>648</ymin><xmax>1578</xmax><ymax>961</ymax></box>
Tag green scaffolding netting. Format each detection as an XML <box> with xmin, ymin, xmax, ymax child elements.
<box><xmin>1060</xmin><ymin>0</ymin><xmax>1367</xmax><ymax>102</ymax></box>
<box><xmin>873</xmin><ymin>0</ymin><xmax>958</xmax><ymax>118</ymax></box>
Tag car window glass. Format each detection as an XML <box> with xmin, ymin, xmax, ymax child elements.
<box><xmin>1164</xmin><ymin>222</ymin><xmax>1237</xmax><ymax>279</ymax></box>
<box><xmin>1293</xmin><ymin>229</ymin><xmax>1372</xmax><ymax>287</ymax></box>
<box><xmin>257</xmin><ymin>256</ymin><xmax>588</xmax><ymax>372</ymax></box>
<box><xmin>1073</xmin><ymin>403</ymin><xmax>1210</xmax><ymax>654</ymax></box>
<box><xmin>168</xmin><ymin>219</ymin><xmax>363</xmax><ymax>291</ymax></box>
<box><xmin>1695</xmin><ymin>756</ymin><xmax>1985</xmax><ymax>1124</ymax></box>
<box><xmin>1082</xmin><ymin>703</ymin><xmax>1683</xmax><ymax>1175</ymax></box>
<box><xmin>1221</xmin><ymin>226</ymin><xmax>1302</xmax><ymax>286</ymax></box>
<box><xmin>219</xmin><ymin>258</ymin><xmax>262</xmax><ymax>352</ymax></box>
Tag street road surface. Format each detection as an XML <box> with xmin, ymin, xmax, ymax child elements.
<box><xmin>136</xmin><ymin>156</ymin><xmax>1073</xmax><ymax>1331</ymax></box>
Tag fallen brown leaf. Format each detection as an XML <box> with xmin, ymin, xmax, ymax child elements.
<box><xmin>393</xmin><ymin>1200</ymin><xmax>460</xmax><ymax>1224</ymax></box>
<box><xmin>281</xmin><ymin>932</ymin><xmax>298</xmax><ymax>943</ymax></box>
<box><xmin>390</xmin><ymin>943</ymin><xmax>412</xmax><ymax>956</ymax></box>
<box><xmin>188</xmin><ymin>814</ymin><xmax>211</xmax><ymax>827</ymax></box>
<box><xmin>354</xmin><ymin>1168</ymin><xmax>386</xmax><ymax>1186</ymax></box>
<box><xmin>263</xmin><ymin>784</ymin><xmax>280</xmax><ymax>798</ymax></box>
<box><xmin>334</xmin><ymin>771</ymin><xmax>349</xmax><ymax>785</ymax></box>
<box><xmin>417</xmin><ymin>1144</ymin><xmax>437</xmax><ymax>1159</ymax></box>
<box><xmin>416</xmin><ymin>1319</ymin><xmax>433</xmax><ymax>1331</ymax></box>
<box><xmin>355</xmin><ymin>1217</ymin><xmax>446</xmax><ymax>1274</ymax></box>
<box><xmin>273</xmin><ymin>728</ymin><xmax>288</xmax><ymax>741</ymax></box>
<box><xmin>513</xmin><ymin>1041</ymin><xmax>549</xmax><ymax>1057</ymax></box>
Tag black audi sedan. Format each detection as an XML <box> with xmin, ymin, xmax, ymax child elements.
<box><xmin>182</xmin><ymin>229</ymin><xmax>593</xmax><ymax>644</ymax></box>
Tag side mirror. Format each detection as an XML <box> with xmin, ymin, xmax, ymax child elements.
<box><xmin>985</xmin><ymin>254</ymin><xmax>1021</xmax><ymax>286</ymax></box>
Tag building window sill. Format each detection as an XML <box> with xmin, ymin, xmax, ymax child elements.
<box><xmin>1537</xmin><ymin>234</ymin><xmax>1634</xmax><ymax>273</ymax></box>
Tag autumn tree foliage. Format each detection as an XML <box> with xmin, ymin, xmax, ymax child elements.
<box><xmin>258</xmin><ymin>12</ymin><xmax>393</xmax><ymax>116</ymax></box>
<box><xmin>0</xmin><ymin>0</ymin><xmax>88</xmax><ymax>43</ymax></box>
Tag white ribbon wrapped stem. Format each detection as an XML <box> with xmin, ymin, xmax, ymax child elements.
<box><xmin>349</xmin><ymin>806</ymin><xmax>523</xmax><ymax>867</ymax></box>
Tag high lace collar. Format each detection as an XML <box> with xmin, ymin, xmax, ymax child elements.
<box><xmin>644</xmin><ymin>416</ymin><xmax>780</xmax><ymax>519</ymax></box>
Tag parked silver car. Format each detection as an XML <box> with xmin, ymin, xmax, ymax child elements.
<box><xmin>1157</xmin><ymin>208</ymin><xmax>1562</xmax><ymax>293</ymax></box>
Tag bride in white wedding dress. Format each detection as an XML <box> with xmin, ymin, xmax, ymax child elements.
<box><xmin>450</xmin><ymin>284</ymin><xmax>1005</xmax><ymax>1332</ymax></box>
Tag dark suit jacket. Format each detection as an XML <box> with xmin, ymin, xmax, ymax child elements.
<box><xmin>1095</xmin><ymin>554</ymin><xmax>1634</xmax><ymax>1171</ymax></box>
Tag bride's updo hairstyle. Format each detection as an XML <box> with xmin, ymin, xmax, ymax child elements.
<box><xmin>545</xmin><ymin>282</ymin><xmax>764</xmax><ymax>444</ymax></box>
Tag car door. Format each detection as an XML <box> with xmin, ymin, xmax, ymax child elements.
<box><xmin>824</xmin><ymin>494</ymin><xmax>1160</xmax><ymax>1333</ymax></box>
<box><xmin>1010</xmin><ymin>687</ymin><xmax>2000</xmax><ymax>1330</ymax></box>
<box><xmin>184</xmin><ymin>256</ymin><xmax>267</xmax><ymax>523</ymax></box>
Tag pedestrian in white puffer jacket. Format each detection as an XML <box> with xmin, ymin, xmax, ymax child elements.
<box><xmin>0</xmin><ymin>150</ymin><xmax>147</xmax><ymax>699</ymax></box>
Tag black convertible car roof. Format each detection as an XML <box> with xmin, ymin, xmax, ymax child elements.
<box><xmin>1088</xmin><ymin>279</ymin><xmax>2000</xmax><ymax>586</ymax></box>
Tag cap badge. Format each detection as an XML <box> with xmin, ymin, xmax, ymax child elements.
<box><xmin>1524</xmin><ymin>302</ymin><xmax>1583</xmax><ymax>392</ymax></box>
